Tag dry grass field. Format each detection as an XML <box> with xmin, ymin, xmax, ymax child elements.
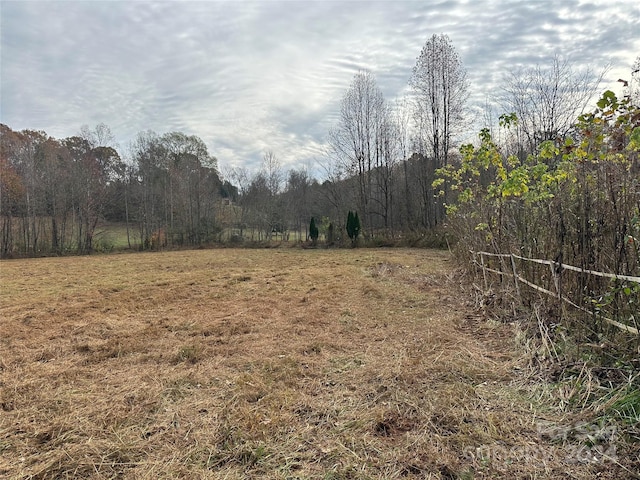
<box><xmin>0</xmin><ymin>248</ymin><xmax>633</xmax><ymax>479</ymax></box>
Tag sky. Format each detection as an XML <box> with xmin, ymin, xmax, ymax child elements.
<box><xmin>1</xmin><ymin>0</ymin><xmax>639</xmax><ymax>178</ymax></box>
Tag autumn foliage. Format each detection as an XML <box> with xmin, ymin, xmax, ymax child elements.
<box><xmin>439</xmin><ymin>90</ymin><xmax>640</xmax><ymax>358</ymax></box>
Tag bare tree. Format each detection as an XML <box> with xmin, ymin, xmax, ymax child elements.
<box><xmin>262</xmin><ymin>150</ymin><xmax>283</xmax><ymax>197</ymax></box>
<box><xmin>261</xmin><ymin>150</ymin><xmax>284</xmax><ymax>239</ymax></box>
<box><xmin>80</xmin><ymin>122</ymin><xmax>116</xmax><ymax>150</ymax></box>
<box><xmin>388</xmin><ymin>96</ymin><xmax>418</xmax><ymax>231</ymax></box>
<box><xmin>373</xmin><ymin>104</ymin><xmax>399</xmax><ymax>232</ymax></box>
<box><xmin>500</xmin><ymin>55</ymin><xmax>606</xmax><ymax>157</ymax></box>
<box><xmin>410</xmin><ymin>34</ymin><xmax>468</xmax><ymax>228</ymax></box>
<box><xmin>284</xmin><ymin>168</ymin><xmax>312</xmax><ymax>240</ymax></box>
<box><xmin>129</xmin><ymin>130</ymin><xmax>166</xmax><ymax>247</ymax></box>
<box><xmin>329</xmin><ymin>70</ymin><xmax>387</xmax><ymax>234</ymax></box>
<box><xmin>318</xmin><ymin>144</ymin><xmax>350</xmax><ymax>226</ymax></box>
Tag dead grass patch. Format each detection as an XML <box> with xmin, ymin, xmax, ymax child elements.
<box><xmin>0</xmin><ymin>248</ymin><xmax>634</xmax><ymax>478</ymax></box>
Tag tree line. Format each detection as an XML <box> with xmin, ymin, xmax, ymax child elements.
<box><xmin>1</xmin><ymin>35</ymin><xmax>638</xmax><ymax>258</ymax></box>
<box><xmin>0</xmin><ymin>126</ymin><xmax>226</xmax><ymax>255</ymax></box>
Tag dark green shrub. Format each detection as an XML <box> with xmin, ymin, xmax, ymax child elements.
<box><xmin>309</xmin><ymin>217</ymin><xmax>319</xmax><ymax>245</ymax></box>
<box><xmin>346</xmin><ymin>211</ymin><xmax>361</xmax><ymax>247</ymax></box>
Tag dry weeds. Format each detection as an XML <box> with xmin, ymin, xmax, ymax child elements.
<box><xmin>0</xmin><ymin>249</ymin><xmax>633</xmax><ymax>478</ymax></box>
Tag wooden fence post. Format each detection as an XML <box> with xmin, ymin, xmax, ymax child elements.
<box><xmin>549</xmin><ymin>263</ymin><xmax>561</xmax><ymax>299</ymax></box>
<box><xmin>549</xmin><ymin>259</ymin><xmax>567</xmax><ymax>322</ymax></box>
<box><xmin>510</xmin><ymin>254</ymin><xmax>521</xmax><ymax>298</ymax></box>
<box><xmin>480</xmin><ymin>253</ymin><xmax>488</xmax><ymax>290</ymax></box>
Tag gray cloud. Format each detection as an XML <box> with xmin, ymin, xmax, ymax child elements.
<box><xmin>1</xmin><ymin>0</ymin><xmax>638</xmax><ymax>176</ymax></box>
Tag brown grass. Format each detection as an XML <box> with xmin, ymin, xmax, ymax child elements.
<box><xmin>0</xmin><ymin>249</ymin><xmax>633</xmax><ymax>478</ymax></box>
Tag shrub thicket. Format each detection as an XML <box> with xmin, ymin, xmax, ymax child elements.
<box><xmin>438</xmin><ymin>90</ymin><xmax>640</xmax><ymax>361</ymax></box>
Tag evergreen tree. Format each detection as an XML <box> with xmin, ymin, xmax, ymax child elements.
<box><xmin>353</xmin><ymin>212</ymin><xmax>361</xmax><ymax>239</ymax></box>
<box><xmin>309</xmin><ymin>217</ymin><xmax>319</xmax><ymax>245</ymax></box>
<box><xmin>346</xmin><ymin>210</ymin><xmax>361</xmax><ymax>247</ymax></box>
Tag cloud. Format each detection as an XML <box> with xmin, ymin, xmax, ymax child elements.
<box><xmin>1</xmin><ymin>0</ymin><xmax>638</xmax><ymax>177</ymax></box>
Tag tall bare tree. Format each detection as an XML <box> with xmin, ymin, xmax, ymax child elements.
<box><xmin>373</xmin><ymin>104</ymin><xmax>399</xmax><ymax>232</ymax></box>
<box><xmin>389</xmin><ymin>97</ymin><xmax>417</xmax><ymax>231</ymax></box>
<box><xmin>410</xmin><ymin>34</ymin><xmax>468</xmax><ymax>228</ymax></box>
<box><xmin>329</xmin><ymin>70</ymin><xmax>387</xmax><ymax>234</ymax></box>
<box><xmin>261</xmin><ymin>150</ymin><xmax>284</xmax><ymax>239</ymax></box>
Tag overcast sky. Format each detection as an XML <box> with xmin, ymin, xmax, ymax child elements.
<box><xmin>1</xmin><ymin>0</ymin><xmax>639</xmax><ymax>176</ymax></box>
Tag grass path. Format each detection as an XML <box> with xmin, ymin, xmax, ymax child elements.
<box><xmin>0</xmin><ymin>249</ymin><xmax>627</xmax><ymax>478</ymax></box>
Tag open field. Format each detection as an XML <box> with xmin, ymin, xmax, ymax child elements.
<box><xmin>0</xmin><ymin>249</ymin><xmax>633</xmax><ymax>478</ymax></box>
